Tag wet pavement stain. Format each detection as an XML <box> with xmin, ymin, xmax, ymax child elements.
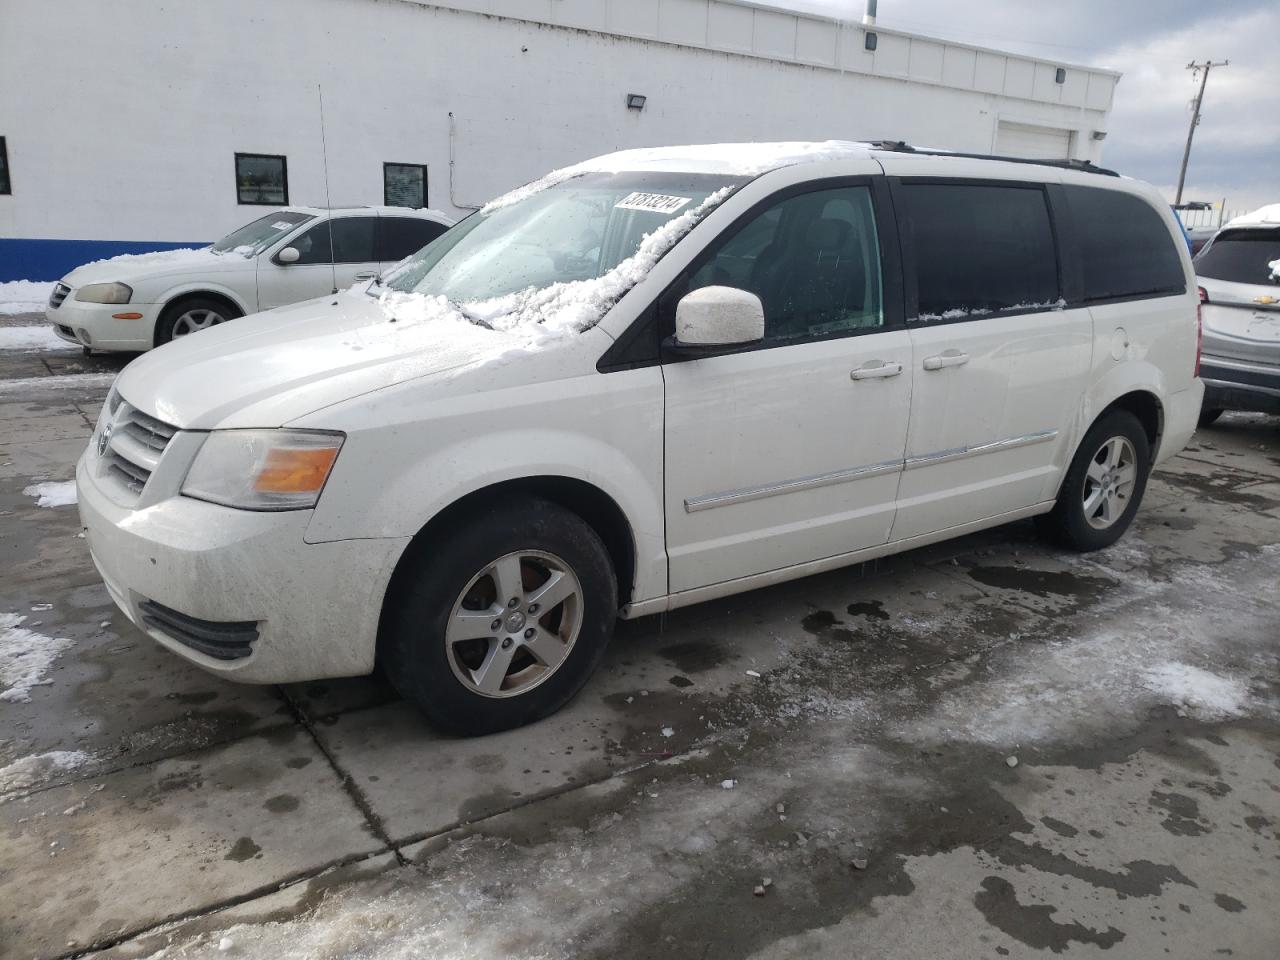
<box><xmin>658</xmin><ymin>638</ymin><xmax>727</xmax><ymax>674</ymax></box>
<box><xmin>1214</xmin><ymin>894</ymin><xmax>1246</xmax><ymax>913</ymax></box>
<box><xmin>1040</xmin><ymin>816</ymin><xmax>1079</xmax><ymax>838</ymax></box>
<box><xmin>800</xmin><ymin>610</ymin><xmax>839</xmax><ymax>633</ymax></box>
<box><xmin>974</xmin><ymin>876</ymin><xmax>1126</xmax><ymax>952</ymax></box>
<box><xmin>224</xmin><ymin>836</ymin><xmax>262</xmax><ymax>862</ymax></box>
<box><xmin>284</xmin><ymin>756</ymin><xmax>313</xmax><ymax>769</ymax></box>
<box><xmin>966</xmin><ymin>565</ymin><xmax>1116</xmax><ymax>600</ymax></box>
<box><xmin>668</xmin><ymin>675</ymin><xmax>693</xmax><ymax>688</ymax></box>
<box><xmin>846</xmin><ymin>599</ymin><xmax>890</xmax><ymax>621</ymax></box>
<box><xmin>1149</xmin><ymin>791</ymin><xmax>1210</xmax><ymax>837</ymax></box>
<box><xmin>263</xmin><ymin>794</ymin><xmax>300</xmax><ymax>813</ymax></box>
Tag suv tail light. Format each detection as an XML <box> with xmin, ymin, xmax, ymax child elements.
<box><xmin>1194</xmin><ymin>288</ymin><xmax>1205</xmax><ymax>377</ymax></box>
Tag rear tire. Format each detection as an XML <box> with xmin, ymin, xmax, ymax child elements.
<box><xmin>1197</xmin><ymin>407</ymin><xmax>1224</xmax><ymax>428</ymax></box>
<box><xmin>155</xmin><ymin>296</ymin><xmax>238</xmax><ymax>346</ymax></box>
<box><xmin>380</xmin><ymin>498</ymin><xmax>617</xmax><ymax>736</ymax></box>
<box><xmin>1037</xmin><ymin>410</ymin><xmax>1151</xmax><ymax>552</ymax></box>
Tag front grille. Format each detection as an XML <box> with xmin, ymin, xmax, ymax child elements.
<box><xmin>138</xmin><ymin>599</ymin><xmax>259</xmax><ymax>660</ymax></box>
<box><xmin>49</xmin><ymin>283</ymin><xmax>70</xmax><ymax>309</ymax></box>
<box><xmin>99</xmin><ymin>404</ymin><xmax>179</xmax><ymax>500</ymax></box>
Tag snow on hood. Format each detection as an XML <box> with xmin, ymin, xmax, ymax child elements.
<box><xmin>1225</xmin><ymin>203</ymin><xmax>1280</xmax><ymax>228</ymax></box>
<box><xmin>61</xmin><ymin>247</ymin><xmax>237</xmax><ymax>286</ymax></box>
<box><xmin>482</xmin><ymin>141</ymin><xmax>869</xmax><ymax>212</ymax></box>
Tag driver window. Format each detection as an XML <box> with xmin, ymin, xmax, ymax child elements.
<box><xmin>688</xmin><ymin>185</ymin><xmax>883</xmax><ymax>343</ymax></box>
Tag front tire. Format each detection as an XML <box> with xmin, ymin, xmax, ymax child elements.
<box><xmin>380</xmin><ymin>498</ymin><xmax>617</xmax><ymax>736</ymax></box>
<box><xmin>1037</xmin><ymin>410</ymin><xmax>1151</xmax><ymax>552</ymax></box>
<box><xmin>155</xmin><ymin>296</ymin><xmax>238</xmax><ymax>346</ymax></box>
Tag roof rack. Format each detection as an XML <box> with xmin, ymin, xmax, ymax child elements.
<box><xmin>867</xmin><ymin>140</ymin><xmax>1120</xmax><ymax>177</ymax></box>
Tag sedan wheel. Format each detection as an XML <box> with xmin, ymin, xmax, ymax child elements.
<box><xmin>171</xmin><ymin>307</ymin><xmax>227</xmax><ymax>337</ymax></box>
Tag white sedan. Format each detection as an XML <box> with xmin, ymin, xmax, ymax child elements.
<box><xmin>45</xmin><ymin>206</ymin><xmax>454</xmax><ymax>353</ymax></box>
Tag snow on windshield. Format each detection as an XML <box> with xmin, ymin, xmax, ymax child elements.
<box><xmin>374</xmin><ymin>186</ymin><xmax>734</xmax><ymax>349</ymax></box>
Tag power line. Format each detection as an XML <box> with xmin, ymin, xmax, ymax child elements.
<box><xmin>1175</xmin><ymin>59</ymin><xmax>1229</xmax><ymax>206</ymax></box>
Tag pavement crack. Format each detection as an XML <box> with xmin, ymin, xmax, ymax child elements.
<box><xmin>278</xmin><ymin>685</ymin><xmax>408</xmax><ymax>866</ymax></box>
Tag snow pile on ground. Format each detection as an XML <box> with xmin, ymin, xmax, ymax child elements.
<box><xmin>1143</xmin><ymin>662</ymin><xmax>1251</xmax><ymax>720</ymax></box>
<box><xmin>0</xmin><ymin>325</ymin><xmax>75</xmax><ymax>352</ymax></box>
<box><xmin>0</xmin><ymin>280</ymin><xmax>55</xmax><ymax>316</ymax></box>
<box><xmin>380</xmin><ymin>188</ymin><xmax>732</xmax><ymax>351</ymax></box>
<box><xmin>23</xmin><ymin>480</ymin><xmax>78</xmax><ymax>508</ymax></box>
<box><xmin>1</xmin><ymin>613</ymin><xmax>75</xmax><ymax>704</ymax></box>
<box><xmin>0</xmin><ymin>750</ymin><xmax>93</xmax><ymax>793</ymax></box>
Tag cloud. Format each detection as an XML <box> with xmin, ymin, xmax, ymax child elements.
<box><xmin>770</xmin><ymin>0</ymin><xmax>1278</xmax><ymax>213</ymax></box>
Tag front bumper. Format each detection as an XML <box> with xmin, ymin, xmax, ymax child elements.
<box><xmin>46</xmin><ymin>297</ymin><xmax>161</xmax><ymax>352</ymax></box>
<box><xmin>76</xmin><ymin>450</ymin><xmax>410</xmax><ymax>683</ymax></box>
<box><xmin>1200</xmin><ymin>355</ymin><xmax>1280</xmax><ymax>415</ymax></box>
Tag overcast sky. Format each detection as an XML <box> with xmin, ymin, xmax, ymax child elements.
<box><xmin>776</xmin><ymin>0</ymin><xmax>1278</xmax><ymax>215</ymax></box>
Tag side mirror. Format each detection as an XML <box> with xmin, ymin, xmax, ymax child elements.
<box><xmin>276</xmin><ymin>246</ymin><xmax>300</xmax><ymax>264</ymax></box>
<box><xmin>669</xmin><ymin>286</ymin><xmax>765</xmax><ymax>356</ymax></box>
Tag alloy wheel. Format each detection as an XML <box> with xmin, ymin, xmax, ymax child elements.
<box><xmin>171</xmin><ymin>308</ymin><xmax>226</xmax><ymax>337</ymax></box>
<box><xmin>1082</xmin><ymin>436</ymin><xmax>1137</xmax><ymax>530</ymax></box>
<box><xmin>445</xmin><ymin>550</ymin><xmax>583</xmax><ymax>698</ymax></box>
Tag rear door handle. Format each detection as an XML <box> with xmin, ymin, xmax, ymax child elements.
<box><xmin>850</xmin><ymin>360</ymin><xmax>904</xmax><ymax>380</ymax></box>
<box><xmin>923</xmin><ymin>350</ymin><xmax>970</xmax><ymax>371</ymax></box>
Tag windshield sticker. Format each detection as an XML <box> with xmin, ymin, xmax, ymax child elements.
<box><xmin>614</xmin><ymin>192</ymin><xmax>692</xmax><ymax>215</ymax></box>
<box><xmin>271</xmin><ymin>221</ymin><xmax>295</xmax><ymax>230</ymax></box>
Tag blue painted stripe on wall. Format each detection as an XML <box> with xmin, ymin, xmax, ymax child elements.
<box><xmin>0</xmin><ymin>238</ymin><xmax>211</xmax><ymax>282</ymax></box>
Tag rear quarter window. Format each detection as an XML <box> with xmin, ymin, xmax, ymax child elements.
<box><xmin>1065</xmin><ymin>186</ymin><xmax>1186</xmax><ymax>302</ymax></box>
<box><xmin>1194</xmin><ymin>228</ymin><xmax>1280</xmax><ymax>286</ymax></box>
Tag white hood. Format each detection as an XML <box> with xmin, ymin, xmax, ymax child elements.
<box><xmin>62</xmin><ymin>248</ymin><xmax>239</xmax><ymax>287</ymax></box>
<box><xmin>114</xmin><ymin>291</ymin><xmax>585</xmax><ymax>430</ymax></box>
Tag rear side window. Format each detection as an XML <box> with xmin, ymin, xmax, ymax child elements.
<box><xmin>1194</xmin><ymin>228</ymin><xmax>1280</xmax><ymax>286</ymax></box>
<box><xmin>290</xmin><ymin>217</ymin><xmax>377</xmax><ymax>265</ymax></box>
<box><xmin>898</xmin><ymin>182</ymin><xmax>1059</xmax><ymax>320</ymax></box>
<box><xmin>1065</xmin><ymin>186</ymin><xmax>1185</xmax><ymax>301</ymax></box>
<box><xmin>379</xmin><ymin>217</ymin><xmax>448</xmax><ymax>262</ymax></box>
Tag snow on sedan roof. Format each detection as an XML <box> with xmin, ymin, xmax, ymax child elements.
<box><xmin>1225</xmin><ymin>203</ymin><xmax>1280</xmax><ymax>228</ymax></box>
<box><xmin>482</xmin><ymin>141</ymin><xmax>873</xmax><ymax>212</ymax></box>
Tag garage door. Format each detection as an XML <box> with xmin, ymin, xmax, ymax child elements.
<box><xmin>995</xmin><ymin>121</ymin><xmax>1072</xmax><ymax>160</ymax></box>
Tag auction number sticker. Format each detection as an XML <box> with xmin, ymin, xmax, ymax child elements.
<box><xmin>614</xmin><ymin>192</ymin><xmax>692</xmax><ymax>215</ymax></box>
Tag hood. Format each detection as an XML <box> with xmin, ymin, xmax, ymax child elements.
<box><xmin>62</xmin><ymin>248</ymin><xmax>239</xmax><ymax>287</ymax></box>
<box><xmin>114</xmin><ymin>290</ymin><xmax>576</xmax><ymax>430</ymax></box>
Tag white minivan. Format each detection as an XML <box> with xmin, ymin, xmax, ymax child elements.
<box><xmin>46</xmin><ymin>206</ymin><xmax>453</xmax><ymax>353</ymax></box>
<box><xmin>77</xmin><ymin>142</ymin><xmax>1203</xmax><ymax>735</ymax></box>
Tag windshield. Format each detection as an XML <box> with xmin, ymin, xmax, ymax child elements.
<box><xmin>212</xmin><ymin>211</ymin><xmax>314</xmax><ymax>257</ymax></box>
<box><xmin>383</xmin><ymin>172</ymin><xmax>747</xmax><ymax>314</ymax></box>
<box><xmin>1195</xmin><ymin>228</ymin><xmax>1280</xmax><ymax>286</ymax></box>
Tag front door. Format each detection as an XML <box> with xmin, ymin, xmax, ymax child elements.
<box><xmin>886</xmin><ymin>177</ymin><xmax>1092</xmax><ymax>540</ymax></box>
<box><xmin>257</xmin><ymin>214</ymin><xmax>381</xmax><ymax>310</ymax></box>
<box><xmin>662</xmin><ymin>181</ymin><xmax>913</xmax><ymax>592</ymax></box>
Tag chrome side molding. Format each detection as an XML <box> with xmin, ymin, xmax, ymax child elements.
<box><xmin>903</xmin><ymin>429</ymin><xmax>1058</xmax><ymax>470</ymax></box>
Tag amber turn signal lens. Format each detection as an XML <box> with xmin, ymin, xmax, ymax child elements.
<box><xmin>111</xmin><ymin>312</ymin><xmax>145</xmax><ymax>320</ymax></box>
<box><xmin>253</xmin><ymin>446</ymin><xmax>340</xmax><ymax>494</ymax></box>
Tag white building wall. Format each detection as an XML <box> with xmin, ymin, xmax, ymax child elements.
<box><xmin>0</xmin><ymin>0</ymin><xmax>1117</xmax><ymax>255</ymax></box>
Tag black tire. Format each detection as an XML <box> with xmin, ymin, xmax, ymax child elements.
<box><xmin>1036</xmin><ymin>409</ymin><xmax>1151</xmax><ymax>552</ymax></box>
<box><xmin>380</xmin><ymin>498</ymin><xmax>617</xmax><ymax>736</ymax></box>
<box><xmin>1197</xmin><ymin>407</ymin><xmax>1224</xmax><ymax>428</ymax></box>
<box><xmin>155</xmin><ymin>296</ymin><xmax>238</xmax><ymax>346</ymax></box>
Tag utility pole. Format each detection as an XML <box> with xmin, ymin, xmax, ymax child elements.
<box><xmin>1175</xmin><ymin>59</ymin><xmax>1228</xmax><ymax>205</ymax></box>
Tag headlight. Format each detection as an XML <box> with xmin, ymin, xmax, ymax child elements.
<box><xmin>75</xmin><ymin>282</ymin><xmax>133</xmax><ymax>304</ymax></box>
<box><xmin>182</xmin><ymin>430</ymin><xmax>345</xmax><ymax>511</ymax></box>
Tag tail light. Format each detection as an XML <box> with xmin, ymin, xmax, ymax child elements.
<box><xmin>1194</xmin><ymin>288</ymin><xmax>1205</xmax><ymax>377</ymax></box>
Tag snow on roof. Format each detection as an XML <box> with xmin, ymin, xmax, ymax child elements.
<box><xmin>1225</xmin><ymin>204</ymin><xmax>1280</xmax><ymax>228</ymax></box>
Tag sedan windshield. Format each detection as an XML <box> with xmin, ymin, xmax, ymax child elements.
<box><xmin>383</xmin><ymin>172</ymin><xmax>747</xmax><ymax>310</ymax></box>
<box><xmin>212</xmin><ymin>211</ymin><xmax>314</xmax><ymax>257</ymax></box>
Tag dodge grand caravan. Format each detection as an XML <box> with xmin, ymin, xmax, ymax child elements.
<box><xmin>77</xmin><ymin>141</ymin><xmax>1203</xmax><ymax>735</ymax></box>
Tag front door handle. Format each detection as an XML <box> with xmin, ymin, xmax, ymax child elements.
<box><xmin>850</xmin><ymin>360</ymin><xmax>904</xmax><ymax>380</ymax></box>
<box><xmin>922</xmin><ymin>350</ymin><xmax>970</xmax><ymax>371</ymax></box>
<box><xmin>354</xmin><ymin>271</ymin><xmax>379</xmax><ymax>282</ymax></box>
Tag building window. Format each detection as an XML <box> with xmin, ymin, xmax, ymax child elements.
<box><xmin>0</xmin><ymin>137</ymin><xmax>10</xmax><ymax>195</ymax></box>
<box><xmin>384</xmin><ymin>163</ymin><xmax>427</xmax><ymax>208</ymax></box>
<box><xmin>235</xmin><ymin>153</ymin><xmax>288</xmax><ymax>205</ymax></box>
